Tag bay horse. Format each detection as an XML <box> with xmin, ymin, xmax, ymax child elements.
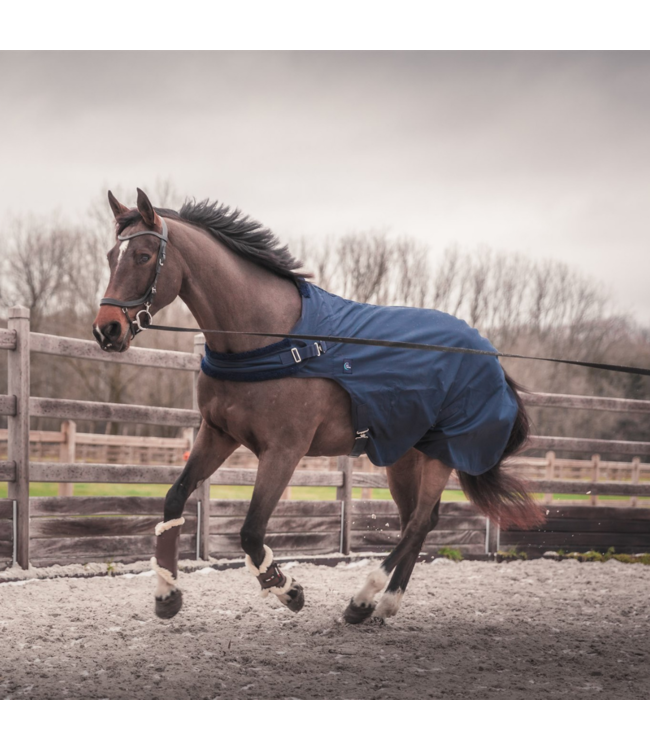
<box><xmin>93</xmin><ymin>189</ymin><xmax>541</xmax><ymax>623</ymax></box>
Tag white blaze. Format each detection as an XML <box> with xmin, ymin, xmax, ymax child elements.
<box><xmin>93</xmin><ymin>324</ymin><xmax>105</xmax><ymax>343</ymax></box>
<box><xmin>117</xmin><ymin>240</ymin><xmax>130</xmax><ymax>266</ymax></box>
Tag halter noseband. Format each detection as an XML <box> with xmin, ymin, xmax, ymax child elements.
<box><xmin>100</xmin><ymin>218</ymin><xmax>168</xmax><ymax>337</ymax></box>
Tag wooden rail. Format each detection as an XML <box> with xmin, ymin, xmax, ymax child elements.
<box><xmin>526</xmin><ymin>435</ymin><xmax>650</xmax><ymax>456</ymax></box>
<box><xmin>0</xmin><ymin>427</ymin><xmax>190</xmax><ymax>448</ymax></box>
<box><xmin>522</xmin><ymin>391</ymin><xmax>650</xmax><ymax>414</ymax></box>
<box><xmin>0</xmin><ymin>329</ymin><xmax>17</xmax><ymax>350</ymax></box>
<box><xmin>501</xmin><ymin>505</ymin><xmax>650</xmax><ymax>555</ymax></box>
<box><xmin>0</xmin><ymin>395</ymin><xmax>15</xmax><ymax>416</ymax></box>
<box><xmin>0</xmin><ymin>461</ymin><xmax>16</xmax><ymax>481</ymax></box>
<box><xmin>29</xmin><ymin>397</ymin><xmax>200</xmax><ymax>427</ymax></box>
<box><xmin>29</xmin><ymin>331</ymin><xmax>199</xmax><ymax>371</ymax></box>
<box><xmin>1</xmin><ymin>311</ymin><xmax>649</xmax><ymax>569</ymax></box>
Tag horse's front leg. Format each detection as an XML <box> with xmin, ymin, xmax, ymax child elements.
<box><xmin>154</xmin><ymin>422</ymin><xmax>238</xmax><ymax>619</ymax></box>
<box><xmin>240</xmin><ymin>448</ymin><xmax>307</xmax><ymax>613</ymax></box>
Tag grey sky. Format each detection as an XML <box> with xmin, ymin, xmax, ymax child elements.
<box><xmin>1</xmin><ymin>51</ymin><xmax>649</xmax><ymax>322</ymax></box>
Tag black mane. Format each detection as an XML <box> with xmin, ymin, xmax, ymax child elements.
<box><xmin>116</xmin><ymin>198</ymin><xmax>305</xmax><ymax>281</ymax></box>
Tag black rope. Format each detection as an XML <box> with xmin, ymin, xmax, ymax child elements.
<box><xmin>142</xmin><ymin>323</ymin><xmax>650</xmax><ymax>378</ymax></box>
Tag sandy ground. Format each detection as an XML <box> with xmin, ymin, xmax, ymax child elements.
<box><xmin>1</xmin><ymin>557</ymin><xmax>649</xmax><ymax>700</ymax></box>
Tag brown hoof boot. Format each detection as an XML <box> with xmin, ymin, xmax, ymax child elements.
<box><xmin>285</xmin><ymin>582</ymin><xmax>305</xmax><ymax>613</ymax></box>
<box><xmin>343</xmin><ymin>598</ymin><xmax>375</xmax><ymax>624</ymax></box>
<box><xmin>155</xmin><ymin>588</ymin><xmax>183</xmax><ymax>619</ymax></box>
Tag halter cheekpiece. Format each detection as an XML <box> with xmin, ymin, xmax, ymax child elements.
<box><xmin>99</xmin><ymin>217</ymin><xmax>169</xmax><ymax>337</ymax></box>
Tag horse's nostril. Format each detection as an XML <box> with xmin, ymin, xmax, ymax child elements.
<box><xmin>101</xmin><ymin>321</ymin><xmax>122</xmax><ymax>342</ymax></box>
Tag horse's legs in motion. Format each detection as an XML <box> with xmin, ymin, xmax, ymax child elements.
<box><xmin>240</xmin><ymin>448</ymin><xmax>308</xmax><ymax>612</ymax></box>
<box><xmin>153</xmin><ymin>423</ymin><xmax>238</xmax><ymax>618</ymax></box>
<box><xmin>344</xmin><ymin>451</ymin><xmax>451</xmax><ymax>623</ymax></box>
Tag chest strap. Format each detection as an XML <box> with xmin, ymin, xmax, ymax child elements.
<box><xmin>201</xmin><ymin>339</ymin><xmax>327</xmax><ymax>382</ymax></box>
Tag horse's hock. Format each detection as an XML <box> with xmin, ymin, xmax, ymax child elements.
<box><xmin>1</xmin><ymin>306</ymin><xmax>650</xmax><ymax>571</ymax></box>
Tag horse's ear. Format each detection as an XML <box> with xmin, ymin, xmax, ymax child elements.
<box><xmin>107</xmin><ymin>190</ymin><xmax>129</xmax><ymax>218</ymax></box>
<box><xmin>136</xmin><ymin>188</ymin><xmax>161</xmax><ymax>229</ymax></box>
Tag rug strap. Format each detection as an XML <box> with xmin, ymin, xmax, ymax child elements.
<box><xmin>349</xmin><ymin>403</ymin><xmax>371</xmax><ymax>458</ymax></box>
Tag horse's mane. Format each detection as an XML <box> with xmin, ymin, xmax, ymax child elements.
<box><xmin>116</xmin><ymin>199</ymin><xmax>305</xmax><ymax>281</ymax></box>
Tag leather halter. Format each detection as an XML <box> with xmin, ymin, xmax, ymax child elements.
<box><xmin>100</xmin><ymin>218</ymin><xmax>168</xmax><ymax>337</ymax></box>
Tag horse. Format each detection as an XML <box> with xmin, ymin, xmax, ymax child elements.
<box><xmin>93</xmin><ymin>188</ymin><xmax>542</xmax><ymax>623</ymax></box>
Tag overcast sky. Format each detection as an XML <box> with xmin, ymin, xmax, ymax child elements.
<box><xmin>1</xmin><ymin>51</ymin><xmax>648</xmax><ymax>323</ymax></box>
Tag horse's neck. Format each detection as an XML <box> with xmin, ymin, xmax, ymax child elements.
<box><xmin>176</xmin><ymin>224</ymin><xmax>302</xmax><ymax>353</ymax></box>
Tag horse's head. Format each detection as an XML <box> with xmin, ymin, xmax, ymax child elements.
<box><xmin>93</xmin><ymin>189</ymin><xmax>182</xmax><ymax>352</ymax></box>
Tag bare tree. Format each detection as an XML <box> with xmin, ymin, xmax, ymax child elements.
<box><xmin>0</xmin><ymin>217</ymin><xmax>81</xmax><ymax>331</ymax></box>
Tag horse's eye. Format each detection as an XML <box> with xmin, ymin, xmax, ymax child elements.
<box><xmin>136</xmin><ymin>254</ymin><xmax>151</xmax><ymax>265</ymax></box>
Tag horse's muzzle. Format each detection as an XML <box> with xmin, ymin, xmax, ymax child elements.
<box><xmin>92</xmin><ymin>309</ymin><xmax>131</xmax><ymax>352</ymax></box>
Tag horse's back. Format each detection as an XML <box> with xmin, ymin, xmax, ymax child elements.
<box><xmin>293</xmin><ymin>286</ymin><xmax>518</xmax><ymax>472</ymax></box>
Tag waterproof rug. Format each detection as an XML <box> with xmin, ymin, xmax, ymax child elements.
<box><xmin>202</xmin><ymin>283</ymin><xmax>518</xmax><ymax>473</ymax></box>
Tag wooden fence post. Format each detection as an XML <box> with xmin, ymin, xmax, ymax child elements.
<box><xmin>8</xmin><ymin>306</ymin><xmax>30</xmax><ymax>569</ymax></box>
<box><xmin>58</xmin><ymin>420</ymin><xmax>76</xmax><ymax>497</ymax></box>
<box><xmin>544</xmin><ymin>451</ymin><xmax>555</xmax><ymax>504</ymax></box>
<box><xmin>191</xmin><ymin>334</ymin><xmax>211</xmax><ymax>560</ymax></box>
<box><xmin>591</xmin><ymin>454</ymin><xmax>600</xmax><ymax>506</ymax></box>
<box><xmin>485</xmin><ymin>517</ymin><xmax>500</xmax><ymax>556</ymax></box>
<box><xmin>630</xmin><ymin>456</ymin><xmax>640</xmax><ymax>507</ymax></box>
<box><xmin>337</xmin><ymin>455</ymin><xmax>352</xmax><ymax>554</ymax></box>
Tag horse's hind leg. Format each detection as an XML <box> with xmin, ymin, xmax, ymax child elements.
<box><xmin>343</xmin><ymin>449</ymin><xmax>420</xmax><ymax>624</ymax></box>
<box><xmin>374</xmin><ymin>499</ymin><xmax>441</xmax><ymax>620</ymax></box>
<box><xmin>153</xmin><ymin>422</ymin><xmax>238</xmax><ymax>619</ymax></box>
<box><xmin>374</xmin><ymin>457</ymin><xmax>450</xmax><ymax>620</ymax></box>
<box><xmin>344</xmin><ymin>452</ymin><xmax>451</xmax><ymax>624</ymax></box>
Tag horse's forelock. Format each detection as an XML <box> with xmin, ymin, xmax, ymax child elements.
<box><xmin>115</xmin><ymin>207</ymin><xmax>179</xmax><ymax>234</ymax></box>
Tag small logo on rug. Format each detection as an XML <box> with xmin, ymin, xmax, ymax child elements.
<box><xmin>343</xmin><ymin>360</ymin><xmax>353</xmax><ymax>373</ymax></box>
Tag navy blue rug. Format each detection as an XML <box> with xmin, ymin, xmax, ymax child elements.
<box><xmin>202</xmin><ymin>283</ymin><xmax>518</xmax><ymax>473</ymax></box>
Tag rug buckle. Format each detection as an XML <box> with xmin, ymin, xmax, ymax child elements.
<box><xmin>291</xmin><ymin>347</ymin><xmax>302</xmax><ymax>363</ymax></box>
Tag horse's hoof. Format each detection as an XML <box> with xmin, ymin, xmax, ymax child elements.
<box><xmin>343</xmin><ymin>598</ymin><xmax>375</xmax><ymax>624</ymax></box>
<box><xmin>155</xmin><ymin>589</ymin><xmax>183</xmax><ymax>619</ymax></box>
<box><xmin>285</xmin><ymin>582</ymin><xmax>305</xmax><ymax>613</ymax></box>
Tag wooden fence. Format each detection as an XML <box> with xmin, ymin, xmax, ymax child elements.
<box><xmin>3</xmin><ymin>425</ymin><xmax>649</xmax><ymax>495</ymax></box>
<box><xmin>0</xmin><ymin>427</ymin><xmax>193</xmax><ymax>467</ymax></box>
<box><xmin>1</xmin><ymin>305</ymin><xmax>650</xmax><ymax>569</ymax></box>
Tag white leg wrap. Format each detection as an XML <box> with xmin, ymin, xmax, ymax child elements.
<box><xmin>353</xmin><ymin>567</ymin><xmax>389</xmax><ymax>607</ymax></box>
<box><xmin>245</xmin><ymin>544</ymin><xmax>274</xmax><ymax>576</ymax></box>
<box><xmin>150</xmin><ymin>557</ymin><xmax>177</xmax><ymax>599</ymax></box>
<box><xmin>375</xmin><ymin>590</ymin><xmax>404</xmax><ymax>619</ymax></box>
<box><xmin>155</xmin><ymin>517</ymin><xmax>185</xmax><ymax>536</ymax></box>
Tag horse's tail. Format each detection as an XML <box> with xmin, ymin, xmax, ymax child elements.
<box><xmin>457</xmin><ymin>373</ymin><xmax>543</xmax><ymax>529</ymax></box>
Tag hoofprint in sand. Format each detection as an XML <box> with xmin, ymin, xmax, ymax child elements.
<box><xmin>1</xmin><ymin>558</ymin><xmax>648</xmax><ymax>700</ymax></box>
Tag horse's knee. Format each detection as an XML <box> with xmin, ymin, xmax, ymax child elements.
<box><xmin>240</xmin><ymin>523</ymin><xmax>264</xmax><ymax>558</ymax></box>
<box><xmin>163</xmin><ymin>485</ymin><xmax>185</xmax><ymax>522</ymax></box>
